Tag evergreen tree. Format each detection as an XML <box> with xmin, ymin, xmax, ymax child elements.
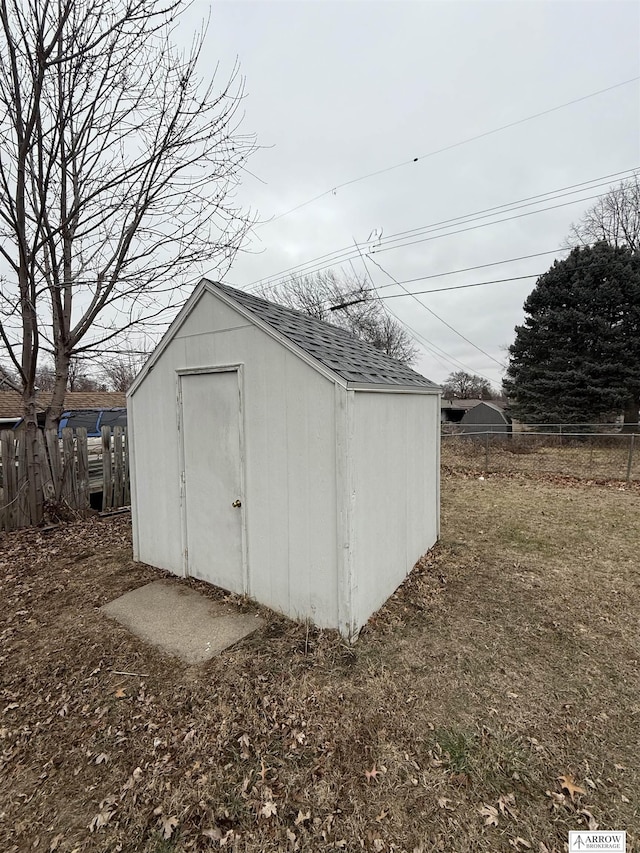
<box><xmin>503</xmin><ymin>243</ymin><xmax>640</xmax><ymax>425</ymax></box>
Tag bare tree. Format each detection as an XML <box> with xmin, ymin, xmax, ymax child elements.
<box><xmin>258</xmin><ymin>270</ymin><xmax>419</xmax><ymax>365</ymax></box>
<box><xmin>33</xmin><ymin>356</ymin><xmax>100</xmax><ymax>392</ymax></box>
<box><xmin>100</xmin><ymin>351</ymin><xmax>146</xmax><ymax>391</ymax></box>
<box><xmin>34</xmin><ymin>364</ymin><xmax>56</xmax><ymax>392</ymax></box>
<box><xmin>442</xmin><ymin>370</ymin><xmax>493</xmax><ymax>400</ymax></box>
<box><xmin>568</xmin><ymin>175</ymin><xmax>640</xmax><ymax>252</ymax></box>
<box><xmin>0</xmin><ymin>362</ymin><xmax>18</xmax><ymax>389</ymax></box>
<box><xmin>66</xmin><ymin>357</ymin><xmax>103</xmax><ymax>391</ymax></box>
<box><xmin>0</xmin><ymin>0</ymin><xmax>256</xmax><ymax>521</ymax></box>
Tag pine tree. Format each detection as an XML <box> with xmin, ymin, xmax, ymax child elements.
<box><xmin>503</xmin><ymin>243</ymin><xmax>640</xmax><ymax>425</ymax></box>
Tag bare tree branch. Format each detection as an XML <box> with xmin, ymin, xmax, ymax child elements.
<box><xmin>0</xmin><ymin>0</ymin><xmax>257</xmax><ymax>443</ymax></box>
<box><xmin>257</xmin><ymin>270</ymin><xmax>419</xmax><ymax>365</ymax></box>
<box><xmin>567</xmin><ymin>175</ymin><xmax>640</xmax><ymax>253</ymax></box>
<box><xmin>442</xmin><ymin>370</ymin><xmax>494</xmax><ymax>400</ymax></box>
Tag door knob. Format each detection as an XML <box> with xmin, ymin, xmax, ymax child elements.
<box><xmin>232</xmin><ymin>499</ymin><xmax>242</xmax><ymax>508</ymax></box>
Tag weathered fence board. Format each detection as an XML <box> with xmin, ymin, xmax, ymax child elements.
<box><xmin>0</xmin><ymin>426</ymin><xmax>129</xmax><ymax>531</ymax></box>
<box><xmin>62</xmin><ymin>428</ymin><xmax>77</xmax><ymax>507</ymax></box>
<box><xmin>114</xmin><ymin>426</ymin><xmax>124</xmax><ymax>509</ymax></box>
<box><xmin>16</xmin><ymin>436</ymin><xmax>29</xmax><ymax>528</ymax></box>
<box><xmin>76</xmin><ymin>428</ymin><xmax>90</xmax><ymax>509</ymax></box>
<box><xmin>36</xmin><ymin>430</ymin><xmax>55</xmax><ymax>502</ymax></box>
<box><xmin>102</xmin><ymin>426</ymin><xmax>113</xmax><ymax>511</ymax></box>
<box><xmin>46</xmin><ymin>428</ymin><xmax>63</xmax><ymax>495</ymax></box>
<box><xmin>1</xmin><ymin>430</ymin><xmax>16</xmax><ymax>531</ymax></box>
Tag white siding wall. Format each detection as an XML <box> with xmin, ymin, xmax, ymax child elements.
<box><xmin>129</xmin><ymin>360</ymin><xmax>185</xmax><ymax>574</ymax></box>
<box><xmin>349</xmin><ymin>390</ymin><xmax>440</xmax><ymax>633</ymax></box>
<box><xmin>129</xmin><ymin>290</ymin><xmax>340</xmax><ymax>628</ymax></box>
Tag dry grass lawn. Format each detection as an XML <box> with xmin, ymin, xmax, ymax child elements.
<box><xmin>442</xmin><ymin>434</ymin><xmax>639</xmax><ymax>481</ymax></box>
<box><xmin>1</xmin><ymin>471</ymin><xmax>639</xmax><ymax>852</ymax></box>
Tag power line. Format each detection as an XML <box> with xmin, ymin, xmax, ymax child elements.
<box><xmin>251</xmin><ymin>193</ymin><xmax>598</xmax><ymax>298</ymax></box>
<box><xmin>385</xmin><ymin>305</ymin><xmax>498</xmax><ymax>384</ymax></box>
<box><xmin>322</xmin><ymin>270</ymin><xmax>544</xmax><ymax>310</ymax></box>
<box><xmin>364</xmin><ymin>255</ymin><xmax>506</xmax><ymax>369</ymax></box>
<box><xmin>379</xmin><ymin>273</ymin><xmax>543</xmax><ymax>300</ymax></box>
<box><xmin>351</xmin><ymin>238</ymin><xmax>457</xmax><ymax>373</ymax></box>
<box><xmin>383</xmin><ymin>300</ymin><xmax>476</xmax><ymax>377</ymax></box>
<box><xmin>342</xmin><ymin>248</ymin><xmax>570</xmax><ymax>299</ymax></box>
<box><xmin>247</xmin><ymin>166</ymin><xmax>638</xmax><ymax>291</ymax></box>
<box><xmin>370</xmin><ymin>170</ymin><xmax>637</xmax><ymax>249</ymax></box>
<box><xmin>367</xmin><ymin>191</ymin><xmax>606</xmax><ymax>257</ymax></box>
<box><xmin>351</xmin><ymin>240</ymin><xmax>496</xmax><ymax>381</ymax></box>
<box><xmin>258</xmin><ymin>77</ymin><xmax>640</xmax><ymax>226</ymax></box>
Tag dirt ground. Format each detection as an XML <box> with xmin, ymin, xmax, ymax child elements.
<box><xmin>1</xmin><ymin>472</ymin><xmax>639</xmax><ymax>852</ymax></box>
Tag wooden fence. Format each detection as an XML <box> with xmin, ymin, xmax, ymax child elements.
<box><xmin>0</xmin><ymin>425</ymin><xmax>129</xmax><ymax>531</ymax></box>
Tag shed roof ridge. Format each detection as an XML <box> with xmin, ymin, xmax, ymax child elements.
<box><xmin>208</xmin><ymin>280</ymin><xmax>438</xmax><ymax>389</ymax></box>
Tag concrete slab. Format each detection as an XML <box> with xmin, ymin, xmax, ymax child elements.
<box><xmin>101</xmin><ymin>580</ymin><xmax>264</xmax><ymax>664</ymax></box>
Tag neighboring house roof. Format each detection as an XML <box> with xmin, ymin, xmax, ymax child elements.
<box><xmin>473</xmin><ymin>401</ymin><xmax>509</xmax><ymax>416</ymax></box>
<box><xmin>459</xmin><ymin>400</ymin><xmax>512</xmax><ymax>432</ymax></box>
<box><xmin>212</xmin><ymin>282</ymin><xmax>439</xmax><ymax>389</ymax></box>
<box><xmin>441</xmin><ymin>398</ymin><xmax>483</xmax><ymax>411</ymax></box>
<box><xmin>441</xmin><ymin>397</ymin><xmax>507</xmax><ymax>411</ymax></box>
<box><xmin>0</xmin><ymin>391</ymin><xmax>126</xmax><ymax>419</ymax></box>
<box><xmin>54</xmin><ymin>391</ymin><xmax>127</xmax><ymax>410</ymax></box>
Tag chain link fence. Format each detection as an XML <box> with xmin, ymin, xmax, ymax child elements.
<box><xmin>441</xmin><ymin>424</ymin><xmax>639</xmax><ymax>482</ymax></box>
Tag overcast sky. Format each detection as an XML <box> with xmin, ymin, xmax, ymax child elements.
<box><xmin>182</xmin><ymin>0</ymin><xmax>640</xmax><ymax>389</ymax></box>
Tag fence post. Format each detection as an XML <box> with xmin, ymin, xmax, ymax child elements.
<box><xmin>76</xmin><ymin>428</ymin><xmax>90</xmax><ymax>509</ymax></box>
<box><xmin>484</xmin><ymin>432</ymin><xmax>489</xmax><ymax>472</ymax></box>
<box><xmin>37</xmin><ymin>431</ymin><xmax>55</xmax><ymax>503</ymax></box>
<box><xmin>626</xmin><ymin>433</ymin><xmax>635</xmax><ymax>483</ymax></box>
<box><xmin>45</xmin><ymin>428</ymin><xmax>63</xmax><ymax>500</ymax></box>
<box><xmin>61</xmin><ymin>427</ymin><xmax>77</xmax><ymax>508</ymax></box>
<box><xmin>1</xmin><ymin>430</ymin><xmax>17</xmax><ymax>531</ymax></box>
<box><xmin>102</xmin><ymin>425</ymin><xmax>112</xmax><ymax>510</ymax></box>
<box><xmin>16</xmin><ymin>435</ymin><xmax>29</xmax><ymax>528</ymax></box>
<box><xmin>113</xmin><ymin>426</ymin><xmax>124</xmax><ymax>508</ymax></box>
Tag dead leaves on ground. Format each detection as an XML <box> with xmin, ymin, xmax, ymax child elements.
<box><xmin>579</xmin><ymin>809</ymin><xmax>599</xmax><ymax>831</ymax></box>
<box><xmin>365</xmin><ymin>764</ymin><xmax>381</xmax><ymax>783</ymax></box>
<box><xmin>476</xmin><ymin>790</ymin><xmax>528</xmax><ymax>849</ymax></box>
<box><xmin>557</xmin><ymin>773</ymin><xmax>586</xmax><ymax>800</ymax></box>
<box><xmin>259</xmin><ymin>800</ymin><xmax>278</xmax><ymax>819</ymax></box>
<box><xmin>202</xmin><ymin>827</ymin><xmax>238</xmax><ymax>846</ymax></box>
<box><xmin>479</xmin><ymin>792</ymin><xmax>518</xmax><ymax>827</ymax></box>
<box><xmin>479</xmin><ymin>804</ymin><xmax>499</xmax><ymax>826</ymax></box>
<box><xmin>88</xmin><ymin>797</ymin><xmax>117</xmax><ymax>833</ymax></box>
<box><xmin>3</xmin><ymin>508</ymin><xmax>638</xmax><ymax>853</ymax></box>
<box><xmin>544</xmin><ymin>773</ymin><xmax>601</xmax><ymax>829</ymax></box>
<box><xmin>477</xmin><ymin>794</ymin><xmax>532</xmax><ymax>852</ymax></box>
<box><xmin>159</xmin><ymin>814</ymin><xmax>178</xmax><ymax>840</ymax></box>
<box><xmin>48</xmin><ymin>833</ymin><xmax>63</xmax><ymax>852</ymax></box>
<box><xmin>509</xmin><ymin>837</ymin><xmax>531</xmax><ymax>851</ymax></box>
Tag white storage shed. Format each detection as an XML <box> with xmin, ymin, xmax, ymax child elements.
<box><xmin>127</xmin><ymin>280</ymin><xmax>441</xmax><ymax>639</ymax></box>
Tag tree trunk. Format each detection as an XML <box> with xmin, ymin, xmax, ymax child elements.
<box><xmin>45</xmin><ymin>350</ymin><xmax>70</xmax><ymax>430</ymax></box>
<box><xmin>22</xmin><ymin>388</ymin><xmax>43</xmax><ymax>524</ymax></box>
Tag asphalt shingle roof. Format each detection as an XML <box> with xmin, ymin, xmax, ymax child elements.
<box><xmin>0</xmin><ymin>391</ymin><xmax>126</xmax><ymax>419</ymax></box>
<box><xmin>212</xmin><ymin>282</ymin><xmax>438</xmax><ymax>389</ymax></box>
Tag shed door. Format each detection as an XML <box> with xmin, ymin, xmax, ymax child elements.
<box><xmin>180</xmin><ymin>370</ymin><xmax>244</xmax><ymax>593</ymax></box>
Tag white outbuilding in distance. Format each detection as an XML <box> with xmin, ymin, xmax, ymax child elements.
<box><xmin>127</xmin><ymin>280</ymin><xmax>441</xmax><ymax>640</ymax></box>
